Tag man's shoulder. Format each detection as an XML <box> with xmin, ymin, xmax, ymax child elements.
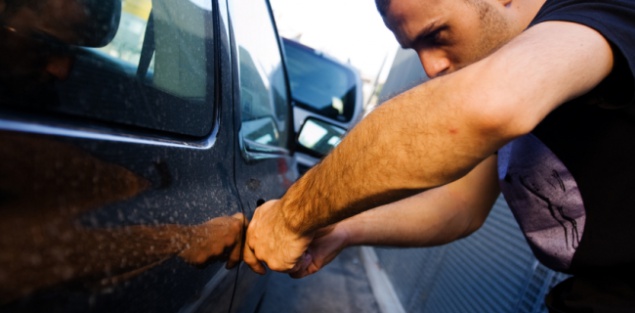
<box><xmin>531</xmin><ymin>0</ymin><xmax>635</xmax><ymax>27</ymax></box>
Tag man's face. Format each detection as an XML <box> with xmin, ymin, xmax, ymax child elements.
<box><xmin>383</xmin><ymin>0</ymin><xmax>521</xmax><ymax>78</ymax></box>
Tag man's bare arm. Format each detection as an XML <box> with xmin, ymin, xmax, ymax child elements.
<box><xmin>245</xmin><ymin>21</ymin><xmax>614</xmax><ymax>272</ymax></box>
<box><xmin>342</xmin><ymin>154</ymin><xmax>500</xmax><ymax>247</ymax></box>
<box><xmin>281</xmin><ymin>21</ymin><xmax>613</xmax><ymax>234</ymax></box>
<box><xmin>291</xmin><ymin>155</ymin><xmax>500</xmax><ymax>278</ymax></box>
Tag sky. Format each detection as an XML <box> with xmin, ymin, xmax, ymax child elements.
<box><xmin>268</xmin><ymin>0</ymin><xmax>400</xmax><ymax>81</ymax></box>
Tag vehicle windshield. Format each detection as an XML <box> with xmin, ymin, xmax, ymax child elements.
<box><xmin>283</xmin><ymin>40</ymin><xmax>357</xmax><ymax>122</ymax></box>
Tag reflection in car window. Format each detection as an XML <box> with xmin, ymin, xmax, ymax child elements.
<box><xmin>0</xmin><ymin>0</ymin><xmax>215</xmax><ymax>137</ymax></box>
<box><xmin>95</xmin><ymin>0</ymin><xmax>152</xmax><ymax>69</ymax></box>
<box><xmin>231</xmin><ymin>0</ymin><xmax>290</xmax><ymax>150</ymax></box>
<box><xmin>283</xmin><ymin>40</ymin><xmax>357</xmax><ymax>123</ymax></box>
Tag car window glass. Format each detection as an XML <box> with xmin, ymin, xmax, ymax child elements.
<box><xmin>230</xmin><ymin>0</ymin><xmax>290</xmax><ymax>151</ymax></box>
<box><xmin>283</xmin><ymin>41</ymin><xmax>357</xmax><ymax>123</ymax></box>
<box><xmin>0</xmin><ymin>0</ymin><xmax>215</xmax><ymax>137</ymax></box>
<box><xmin>95</xmin><ymin>0</ymin><xmax>153</xmax><ymax>71</ymax></box>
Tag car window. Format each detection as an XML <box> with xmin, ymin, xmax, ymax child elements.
<box><xmin>283</xmin><ymin>40</ymin><xmax>358</xmax><ymax>123</ymax></box>
<box><xmin>230</xmin><ymin>0</ymin><xmax>290</xmax><ymax>152</ymax></box>
<box><xmin>0</xmin><ymin>0</ymin><xmax>215</xmax><ymax>137</ymax></box>
<box><xmin>95</xmin><ymin>0</ymin><xmax>153</xmax><ymax>71</ymax></box>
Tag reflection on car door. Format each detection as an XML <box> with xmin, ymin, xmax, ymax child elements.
<box><xmin>0</xmin><ymin>0</ymin><xmax>250</xmax><ymax>312</ymax></box>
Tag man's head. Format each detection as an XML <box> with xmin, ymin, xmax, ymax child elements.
<box><xmin>0</xmin><ymin>0</ymin><xmax>120</xmax><ymax>92</ymax></box>
<box><xmin>377</xmin><ymin>0</ymin><xmax>543</xmax><ymax>78</ymax></box>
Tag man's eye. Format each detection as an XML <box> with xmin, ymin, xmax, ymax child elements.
<box><xmin>418</xmin><ymin>28</ymin><xmax>447</xmax><ymax>47</ymax></box>
<box><xmin>430</xmin><ymin>28</ymin><xmax>449</xmax><ymax>45</ymax></box>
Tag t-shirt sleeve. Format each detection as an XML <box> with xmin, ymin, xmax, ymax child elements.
<box><xmin>529</xmin><ymin>0</ymin><xmax>635</xmax><ymax>106</ymax></box>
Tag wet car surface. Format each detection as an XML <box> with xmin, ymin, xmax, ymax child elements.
<box><xmin>0</xmin><ymin>0</ymin><xmax>368</xmax><ymax>310</ymax></box>
<box><xmin>0</xmin><ymin>0</ymin><xmax>295</xmax><ymax>311</ymax></box>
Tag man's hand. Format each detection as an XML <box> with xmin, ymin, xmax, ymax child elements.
<box><xmin>243</xmin><ymin>200</ymin><xmax>315</xmax><ymax>274</ymax></box>
<box><xmin>289</xmin><ymin>223</ymin><xmax>350</xmax><ymax>279</ymax></box>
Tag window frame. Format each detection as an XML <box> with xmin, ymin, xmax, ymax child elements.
<box><xmin>231</xmin><ymin>0</ymin><xmax>295</xmax><ymax>161</ymax></box>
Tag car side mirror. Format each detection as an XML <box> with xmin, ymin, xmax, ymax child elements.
<box><xmin>297</xmin><ymin>118</ymin><xmax>346</xmax><ymax>158</ymax></box>
<box><xmin>239</xmin><ymin>116</ymin><xmax>289</xmax><ymax>161</ymax></box>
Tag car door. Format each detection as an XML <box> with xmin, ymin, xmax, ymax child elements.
<box><xmin>223</xmin><ymin>0</ymin><xmax>298</xmax><ymax>310</ymax></box>
<box><xmin>0</xmin><ymin>0</ymin><xmax>250</xmax><ymax>312</ymax></box>
<box><xmin>162</xmin><ymin>1</ymin><xmax>298</xmax><ymax>312</ymax></box>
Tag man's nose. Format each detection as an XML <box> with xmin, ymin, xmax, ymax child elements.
<box><xmin>418</xmin><ymin>50</ymin><xmax>451</xmax><ymax>78</ymax></box>
<box><xmin>45</xmin><ymin>56</ymin><xmax>74</xmax><ymax>80</ymax></box>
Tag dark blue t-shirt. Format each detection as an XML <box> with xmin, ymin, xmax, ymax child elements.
<box><xmin>497</xmin><ymin>0</ymin><xmax>635</xmax><ymax>310</ymax></box>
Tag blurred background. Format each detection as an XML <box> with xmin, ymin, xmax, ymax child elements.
<box><xmin>269</xmin><ymin>0</ymin><xmax>399</xmax><ymax>112</ymax></box>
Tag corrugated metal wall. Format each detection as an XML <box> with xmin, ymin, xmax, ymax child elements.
<box><xmin>374</xmin><ymin>196</ymin><xmax>569</xmax><ymax>313</ymax></box>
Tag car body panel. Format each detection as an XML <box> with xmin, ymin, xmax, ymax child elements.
<box><xmin>0</xmin><ymin>0</ymin><xmax>365</xmax><ymax>311</ymax></box>
<box><xmin>0</xmin><ymin>0</ymin><xmax>294</xmax><ymax>311</ymax></box>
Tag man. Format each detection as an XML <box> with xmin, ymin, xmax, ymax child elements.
<box><xmin>245</xmin><ymin>0</ymin><xmax>635</xmax><ymax>310</ymax></box>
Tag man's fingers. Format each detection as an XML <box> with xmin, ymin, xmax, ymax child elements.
<box><xmin>289</xmin><ymin>254</ymin><xmax>318</xmax><ymax>279</ymax></box>
<box><xmin>287</xmin><ymin>252</ymin><xmax>311</xmax><ymax>274</ymax></box>
<box><xmin>288</xmin><ymin>262</ymin><xmax>308</xmax><ymax>278</ymax></box>
<box><xmin>242</xmin><ymin>212</ymin><xmax>266</xmax><ymax>274</ymax></box>
<box><xmin>242</xmin><ymin>199</ymin><xmax>310</xmax><ymax>274</ymax></box>
<box><xmin>225</xmin><ymin>212</ymin><xmax>246</xmax><ymax>269</ymax></box>
<box><xmin>225</xmin><ymin>244</ymin><xmax>242</xmax><ymax>269</ymax></box>
<box><xmin>242</xmin><ymin>243</ymin><xmax>266</xmax><ymax>274</ymax></box>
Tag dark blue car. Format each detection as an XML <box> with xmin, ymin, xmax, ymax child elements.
<box><xmin>0</xmin><ymin>0</ymin><xmax>360</xmax><ymax>311</ymax></box>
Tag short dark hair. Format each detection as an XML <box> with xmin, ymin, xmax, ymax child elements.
<box><xmin>375</xmin><ymin>0</ymin><xmax>391</xmax><ymax>16</ymax></box>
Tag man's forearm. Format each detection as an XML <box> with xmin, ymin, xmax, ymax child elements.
<box><xmin>332</xmin><ymin>155</ymin><xmax>500</xmax><ymax>247</ymax></box>
<box><xmin>281</xmin><ymin>77</ymin><xmax>505</xmax><ymax>235</ymax></box>
<box><xmin>278</xmin><ymin>22</ymin><xmax>614</xmax><ymax>236</ymax></box>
